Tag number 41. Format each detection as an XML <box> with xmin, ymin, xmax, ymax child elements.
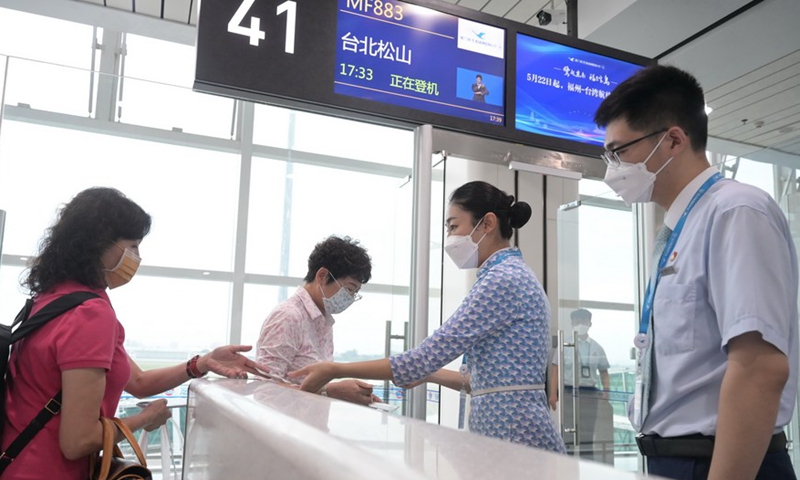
<box><xmin>227</xmin><ymin>0</ymin><xmax>297</xmax><ymax>53</ymax></box>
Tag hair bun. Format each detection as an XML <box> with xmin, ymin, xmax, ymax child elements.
<box><xmin>509</xmin><ymin>202</ymin><xmax>532</xmax><ymax>229</ymax></box>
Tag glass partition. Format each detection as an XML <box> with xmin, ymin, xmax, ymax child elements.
<box><xmin>556</xmin><ymin>180</ymin><xmax>640</xmax><ymax>470</ymax></box>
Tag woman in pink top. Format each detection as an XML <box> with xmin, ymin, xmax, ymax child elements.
<box><xmin>1</xmin><ymin>187</ymin><xmax>267</xmax><ymax>480</ymax></box>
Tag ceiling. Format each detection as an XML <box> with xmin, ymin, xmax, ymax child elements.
<box><xmin>78</xmin><ymin>0</ymin><xmax>198</xmax><ymax>25</ymax></box>
<box><xmin>67</xmin><ymin>0</ymin><xmax>800</xmax><ymax>161</ymax></box>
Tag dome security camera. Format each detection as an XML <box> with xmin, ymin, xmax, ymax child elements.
<box><xmin>536</xmin><ymin>9</ymin><xmax>566</xmax><ymax>26</ymax></box>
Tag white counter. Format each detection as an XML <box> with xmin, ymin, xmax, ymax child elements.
<box><xmin>182</xmin><ymin>379</ymin><xmax>659</xmax><ymax>480</ymax></box>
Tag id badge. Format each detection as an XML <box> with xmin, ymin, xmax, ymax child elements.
<box><xmin>632</xmin><ymin>378</ymin><xmax>643</xmax><ymax>428</ymax></box>
<box><xmin>581</xmin><ymin>366</ymin><xmax>591</xmax><ymax>378</ymax></box>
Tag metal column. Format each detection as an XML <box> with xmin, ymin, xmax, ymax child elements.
<box><xmin>0</xmin><ymin>209</ymin><xmax>5</xmax><ymax>266</ymax></box>
<box><xmin>229</xmin><ymin>100</ymin><xmax>255</xmax><ymax>345</ymax></box>
<box><xmin>407</xmin><ymin>124</ymin><xmax>433</xmax><ymax>420</ymax></box>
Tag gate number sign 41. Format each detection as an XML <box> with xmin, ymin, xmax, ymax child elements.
<box><xmin>227</xmin><ymin>0</ymin><xmax>297</xmax><ymax>53</ymax></box>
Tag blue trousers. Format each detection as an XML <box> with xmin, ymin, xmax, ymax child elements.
<box><xmin>647</xmin><ymin>451</ymin><xmax>796</xmax><ymax>480</ymax></box>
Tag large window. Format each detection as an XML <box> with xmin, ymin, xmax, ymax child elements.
<box><xmin>243</xmin><ymin>107</ymin><xmax>414</xmax><ymax>363</ymax></box>
<box><xmin>577</xmin><ymin>202</ymin><xmax>636</xmax><ymax>306</ymax></box>
<box><xmin>0</xmin><ymin>10</ymin><xmax>97</xmax><ymax>117</ymax></box>
<box><xmin>119</xmin><ymin>34</ymin><xmax>235</xmax><ymax>138</ymax></box>
<box><xmin>0</xmin><ymin>121</ymin><xmax>241</xmax><ymax>272</ymax></box>
<box><xmin>0</xmin><ymin>8</ymin><xmax>95</xmax><ymax>68</ymax></box>
<box><xmin>0</xmin><ymin>9</ymin><xmax>415</xmax><ymax>378</ymax></box>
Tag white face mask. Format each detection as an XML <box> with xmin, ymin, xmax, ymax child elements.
<box><xmin>603</xmin><ymin>133</ymin><xmax>672</xmax><ymax>206</ymax></box>
<box><xmin>573</xmin><ymin>324</ymin><xmax>590</xmax><ymax>336</ymax></box>
<box><xmin>445</xmin><ymin>217</ymin><xmax>487</xmax><ymax>269</ymax></box>
<box><xmin>319</xmin><ymin>274</ymin><xmax>358</xmax><ymax>315</ymax></box>
<box><xmin>321</xmin><ymin>287</ymin><xmax>355</xmax><ymax>315</ymax></box>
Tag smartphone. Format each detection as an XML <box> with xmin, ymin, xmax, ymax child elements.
<box><xmin>369</xmin><ymin>403</ymin><xmax>400</xmax><ymax>412</ymax></box>
<box><xmin>136</xmin><ymin>398</ymin><xmax>186</xmax><ymax>409</ymax></box>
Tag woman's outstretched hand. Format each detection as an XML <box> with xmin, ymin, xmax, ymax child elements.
<box><xmin>288</xmin><ymin>362</ymin><xmax>337</xmax><ymax>393</ymax></box>
<box><xmin>199</xmin><ymin>345</ymin><xmax>270</xmax><ymax>379</ymax></box>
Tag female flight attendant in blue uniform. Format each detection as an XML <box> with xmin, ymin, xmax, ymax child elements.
<box><xmin>291</xmin><ymin>181</ymin><xmax>565</xmax><ymax>453</ymax></box>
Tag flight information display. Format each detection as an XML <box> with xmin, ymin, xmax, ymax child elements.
<box><xmin>195</xmin><ymin>0</ymin><xmax>651</xmax><ymax>156</ymax></box>
<box><xmin>515</xmin><ymin>33</ymin><xmax>644</xmax><ymax>147</ymax></box>
<box><xmin>334</xmin><ymin>0</ymin><xmax>506</xmax><ymax>125</ymax></box>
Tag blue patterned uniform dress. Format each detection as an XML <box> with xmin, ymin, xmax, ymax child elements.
<box><xmin>391</xmin><ymin>248</ymin><xmax>566</xmax><ymax>453</ymax></box>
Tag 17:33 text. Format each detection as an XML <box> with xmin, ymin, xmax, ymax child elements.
<box><xmin>339</xmin><ymin>63</ymin><xmax>374</xmax><ymax>81</ymax></box>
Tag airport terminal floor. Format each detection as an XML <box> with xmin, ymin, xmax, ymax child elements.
<box><xmin>0</xmin><ymin>0</ymin><xmax>799</xmax><ymax>479</ymax></box>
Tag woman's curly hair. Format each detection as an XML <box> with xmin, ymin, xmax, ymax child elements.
<box><xmin>24</xmin><ymin>187</ymin><xmax>151</xmax><ymax>294</ymax></box>
<box><xmin>303</xmin><ymin>236</ymin><xmax>372</xmax><ymax>285</ymax></box>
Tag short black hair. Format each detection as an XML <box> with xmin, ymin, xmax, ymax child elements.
<box><xmin>303</xmin><ymin>236</ymin><xmax>372</xmax><ymax>285</ymax></box>
<box><xmin>476</xmin><ymin>75</ymin><xmax>482</xmax><ymax>80</ymax></box>
<box><xmin>24</xmin><ymin>187</ymin><xmax>151</xmax><ymax>294</ymax></box>
<box><xmin>449</xmin><ymin>181</ymin><xmax>532</xmax><ymax>240</ymax></box>
<box><xmin>594</xmin><ymin>65</ymin><xmax>708</xmax><ymax>152</ymax></box>
<box><xmin>571</xmin><ymin>308</ymin><xmax>592</xmax><ymax>323</ymax></box>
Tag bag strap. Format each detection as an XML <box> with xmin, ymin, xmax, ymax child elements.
<box><xmin>92</xmin><ymin>418</ymin><xmax>149</xmax><ymax>480</ymax></box>
<box><xmin>10</xmin><ymin>291</ymin><xmax>100</xmax><ymax>342</ymax></box>
<box><xmin>111</xmin><ymin>418</ymin><xmax>148</xmax><ymax>467</ymax></box>
<box><xmin>0</xmin><ymin>392</ymin><xmax>63</xmax><ymax>472</ymax></box>
<box><xmin>93</xmin><ymin>417</ymin><xmax>116</xmax><ymax>480</ymax></box>
<box><xmin>0</xmin><ymin>291</ymin><xmax>101</xmax><ymax>476</ymax></box>
<box><xmin>0</xmin><ymin>292</ymin><xmax>100</xmax><ymax>393</ymax></box>
<box><xmin>10</xmin><ymin>299</ymin><xmax>34</xmax><ymax>329</ymax></box>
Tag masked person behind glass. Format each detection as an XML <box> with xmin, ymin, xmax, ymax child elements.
<box><xmin>289</xmin><ymin>181</ymin><xmax>566</xmax><ymax>453</ymax></box>
<box><xmin>597</xmin><ymin>65</ymin><xmax>798</xmax><ymax>480</ymax></box>
<box><xmin>1</xmin><ymin>187</ymin><xmax>268</xmax><ymax>480</ymax></box>
<box><xmin>256</xmin><ymin>236</ymin><xmax>380</xmax><ymax>406</ymax></box>
<box><xmin>548</xmin><ymin>308</ymin><xmax>610</xmax><ymax>461</ymax></box>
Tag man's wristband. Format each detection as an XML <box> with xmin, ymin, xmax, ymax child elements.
<box><xmin>186</xmin><ymin>354</ymin><xmax>207</xmax><ymax>379</ymax></box>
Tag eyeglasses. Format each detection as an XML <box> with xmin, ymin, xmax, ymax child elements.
<box><xmin>600</xmin><ymin>128</ymin><xmax>668</xmax><ymax>167</ymax></box>
<box><xmin>346</xmin><ymin>288</ymin><xmax>362</xmax><ymax>302</ymax></box>
<box><xmin>330</xmin><ymin>273</ymin><xmax>362</xmax><ymax>302</ymax></box>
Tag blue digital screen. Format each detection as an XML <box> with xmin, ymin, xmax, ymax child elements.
<box><xmin>334</xmin><ymin>0</ymin><xmax>506</xmax><ymax>125</ymax></box>
<box><xmin>515</xmin><ymin>33</ymin><xmax>644</xmax><ymax>146</ymax></box>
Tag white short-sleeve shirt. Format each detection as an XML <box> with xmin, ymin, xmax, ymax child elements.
<box><xmin>552</xmin><ymin>336</ymin><xmax>610</xmax><ymax>388</ymax></box>
<box><xmin>644</xmin><ymin>167</ymin><xmax>799</xmax><ymax>437</ymax></box>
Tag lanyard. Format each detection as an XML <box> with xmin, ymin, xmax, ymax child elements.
<box><xmin>458</xmin><ymin>355</ymin><xmax>468</xmax><ymax>429</ymax></box>
<box><xmin>578</xmin><ymin>340</ymin><xmax>591</xmax><ymax>365</ymax></box>
<box><xmin>634</xmin><ymin>173</ymin><xmax>723</xmax><ymax>348</ymax></box>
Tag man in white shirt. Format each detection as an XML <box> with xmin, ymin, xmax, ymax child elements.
<box><xmin>257</xmin><ymin>235</ymin><xmax>379</xmax><ymax>405</ymax></box>
<box><xmin>549</xmin><ymin>308</ymin><xmax>611</xmax><ymax>461</ymax></box>
<box><xmin>595</xmin><ymin>65</ymin><xmax>798</xmax><ymax>480</ymax></box>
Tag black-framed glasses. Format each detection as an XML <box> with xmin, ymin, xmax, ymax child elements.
<box><xmin>601</xmin><ymin>128</ymin><xmax>668</xmax><ymax>167</ymax></box>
